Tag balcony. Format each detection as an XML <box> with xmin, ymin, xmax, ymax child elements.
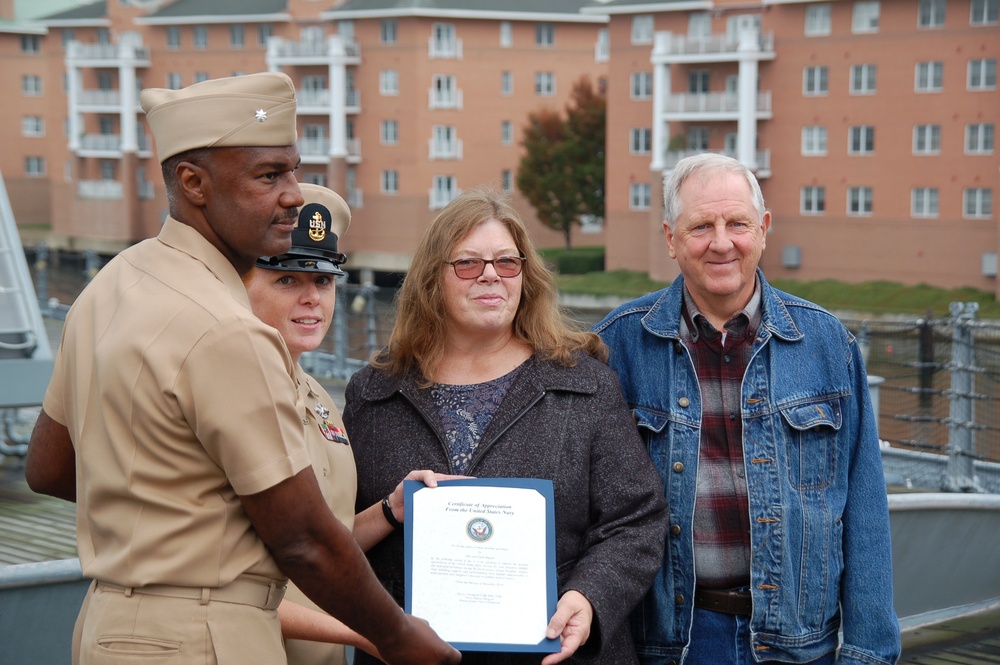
<box><xmin>298</xmin><ymin>88</ymin><xmax>331</xmax><ymax>113</ymax></box>
<box><xmin>428</xmin><ymin>38</ymin><xmax>462</xmax><ymax>60</ymax></box>
<box><xmin>66</xmin><ymin>41</ymin><xmax>151</xmax><ymax>66</ymax></box>
<box><xmin>346</xmin><ymin>138</ymin><xmax>361</xmax><ymax>164</ymax></box>
<box><xmin>78</xmin><ymin>180</ymin><xmax>123</xmax><ymax>199</ymax></box>
<box><xmin>78</xmin><ymin>89</ymin><xmax>140</xmax><ymax>112</ymax></box>
<box><xmin>267</xmin><ymin>36</ymin><xmax>361</xmax><ymax>65</ymax></box>
<box><xmin>298</xmin><ymin>137</ymin><xmax>329</xmax><ymax>164</ymax></box>
<box><xmin>75</xmin><ymin>133</ymin><xmax>152</xmax><ymax>158</ymax></box>
<box><xmin>428</xmin><ymin>139</ymin><xmax>463</xmax><ymax>160</ymax></box>
<box><xmin>429</xmin><ymin>89</ymin><xmax>463</xmax><ymax>110</ymax></box>
<box><xmin>662</xmin><ymin>91</ymin><xmax>772</xmax><ymax>121</ymax></box>
<box><xmin>652</xmin><ymin>31</ymin><xmax>775</xmax><ymax>64</ymax></box>
<box><xmin>663</xmin><ymin>149</ymin><xmax>771</xmax><ymax>179</ymax></box>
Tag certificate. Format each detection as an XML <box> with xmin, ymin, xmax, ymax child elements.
<box><xmin>403</xmin><ymin>478</ymin><xmax>559</xmax><ymax>653</ymax></box>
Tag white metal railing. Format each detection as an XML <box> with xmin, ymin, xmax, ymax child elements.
<box><xmin>346</xmin><ymin>138</ymin><xmax>361</xmax><ymax>160</ymax></box>
<box><xmin>655</xmin><ymin>31</ymin><xmax>774</xmax><ymax>57</ymax></box>
<box><xmin>428</xmin><ymin>38</ymin><xmax>462</xmax><ymax>59</ymax></box>
<box><xmin>269</xmin><ymin>37</ymin><xmax>361</xmax><ymax>60</ymax></box>
<box><xmin>67</xmin><ymin>42</ymin><xmax>150</xmax><ymax>62</ymax></box>
<box><xmin>298</xmin><ymin>137</ymin><xmax>330</xmax><ymax>157</ymax></box>
<box><xmin>298</xmin><ymin>89</ymin><xmax>331</xmax><ymax>107</ymax></box>
<box><xmin>428</xmin><ymin>139</ymin><xmax>463</xmax><ymax>160</ymax></box>
<box><xmin>77</xmin><ymin>180</ymin><xmax>123</xmax><ymax>199</ymax></box>
<box><xmin>663</xmin><ymin>91</ymin><xmax>771</xmax><ymax>114</ymax></box>
<box><xmin>428</xmin><ymin>89</ymin><xmax>463</xmax><ymax>110</ymax></box>
<box><xmin>79</xmin><ymin>89</ymin><xmax>121</xmax><ymax>106</ymax></box>
<box><xmin>79</xmin><ymin>134</ymin><xmax>120</xmax><ymax>151</ymax></box>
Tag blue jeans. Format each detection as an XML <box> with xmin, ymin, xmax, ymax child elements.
<box><xmin>685</xmin><ymin>608</ymin><xmax>837</xmax><ymax>665</ymax></box>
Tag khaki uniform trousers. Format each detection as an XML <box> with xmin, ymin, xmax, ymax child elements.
<box><xmin>72</xmin><ymin>576</ymin><xmax>287</xmax><ymax>664</ymax></box>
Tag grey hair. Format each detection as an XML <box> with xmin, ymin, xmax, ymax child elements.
<box><xmin>662</xmin><ymin>153</ymin><xmax>766</xmax><ymax>230</ymax></box>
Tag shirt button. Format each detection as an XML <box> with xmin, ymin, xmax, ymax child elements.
<box><xmin>670</xmin><ymin>524</ymin><xmax>682</xmax><ymax>536</ymax></box>
<box><xmin>673</xmin><ymin>461</ymin><xmax>684</xmax><ymax>473</ymax></box>
<box><xmin>301</xmin><ymin>418</ymin><xmax>309</xmax><ymax>425</ymax></box>
<box><xmin>724</xmin><ymin>354</ymin><xmax>731</xmax><ymax>363</ymax></box>
<box><xmin>678</xmin><ymin>397</ymin><xmax>690</xmax><ymax>407</ymax></box>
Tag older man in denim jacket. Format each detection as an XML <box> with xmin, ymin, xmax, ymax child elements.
<box><xmin>594</xmin><ymin>154</ymin><xmax>899</xmax><ymax>665</ymax></box>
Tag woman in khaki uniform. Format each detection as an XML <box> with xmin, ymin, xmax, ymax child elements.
<box><xmin>244</xmin><ymin>183</ymin><xmax>453</xmax><ymax>664</ymax></box>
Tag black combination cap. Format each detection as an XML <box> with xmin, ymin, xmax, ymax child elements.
<box><xmin>256</xmin><ymin>182</ymin><xmax>350</xmax><ymax>275</ymax></box>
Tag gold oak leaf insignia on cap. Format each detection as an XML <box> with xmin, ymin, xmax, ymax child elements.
<box><xmin>255</xmin><ymin>108</ymin><xmax>267</xmax><ymax>122</ymax></box>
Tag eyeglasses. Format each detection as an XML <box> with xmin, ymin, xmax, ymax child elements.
<box><xmin>445</xmin><ymin>256</ymin><xmax>526</xmax><ymax>279</ymax></box>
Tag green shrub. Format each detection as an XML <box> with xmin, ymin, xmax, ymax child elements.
<box><xmin>557</xmin><ymin>250</ymin><xmax>605</xmax><ymax>274</ymax></box>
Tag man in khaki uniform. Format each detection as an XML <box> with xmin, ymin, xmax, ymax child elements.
<box><xmin>25</xmin><ymin>72</ymin><xmax>460</xmax><ymax>665</ymax></box>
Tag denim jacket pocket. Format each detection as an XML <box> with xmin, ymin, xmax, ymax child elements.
<box><xmin>779</xmin><ymin>399</ymin><xmax>842</xmax><ymax>490</ymax></box>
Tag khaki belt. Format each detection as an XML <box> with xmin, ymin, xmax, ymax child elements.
<box><xmin>96</xmin><ymin>575</ymin><xmax>286</xmax><ymax>611</ymax></box>
<box><xmin>694</xmin><ymin>587</ymin><xmax>753</xmax><ymax>616</ymax></box>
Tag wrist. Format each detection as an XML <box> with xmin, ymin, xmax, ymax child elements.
<box><xmin>381</xmin><ymin>495</ymin><xmax>402</xmax><ymax>530</ymax></box>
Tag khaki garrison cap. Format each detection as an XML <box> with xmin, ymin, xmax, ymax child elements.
<box><xmin>140</xmin><ymin>72</ymin><xmax>298</xmax><ymax>163</ymax></box>
<box><xmin>256</xmin><ymin>183</ymin><xmax>351</xmax><ymax>276</ymax></box>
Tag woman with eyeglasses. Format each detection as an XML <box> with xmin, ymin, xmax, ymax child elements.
<box><xmin>344</xmin><ymin>187</ymin><xmax>667</xmax><ymax>664</ymax></box>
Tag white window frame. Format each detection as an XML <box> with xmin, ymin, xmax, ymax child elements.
<box><xmin>167</xmin><ymin>72</ymin><xmax>182</xmax><ymax>90</ymax></box>
<box><xmin>501</xmin><ymin>121</ymin><xmax>513</xmax><ymax>146</ymax></box>
<box><xmin>22</xmin><ymin>75</ymin><xmax>42</xmax><ymax>95</ymax></box>
<box><xmin>968</xmin><ymin>58</ymin><xmax>997</xmax><ymax>89</ymax></box>
<box><xmin>911</xmin><ymin>187</ymin><xmax>939</xmax><ymax>217</ymax></box>
<box><xmin>630</xmin><ymin>183</ymin><xmax>651</xmax><ymax>210</ymax></box>
<box><xmin>849</xmin><ymin>126</ymin><xmax>875</xmax><ymax>154</ymax></box>
<box><xmin>632</xmin><ymin>15</ymin><xmax>654</xmax><ymax>44</ymax></box>
<box><xmin>805</xmin><ymin>4</ymin><xmax>832</xmax><ymax>36</ymax></box>
<box><xmin>431</xmin><ymin>23</ymin><xmax>460</xmax><ymax>58</ymax></box>
<box><xmin>852</xmin><ymin>1</ymin><xmax>880</xmax><ymax>33</ymax></box>
<box><xmin>687</xmin><ymin>127</ymin><xmax>709</xmax><ymax>151</ymax></box>
<box><xmin>501</xmin><ymin>169</ymin><xmax>512</xmax><ymax>193</ymax></box>
<box><xmin>848</xmin><ymin>187</ymin><xmax>874</xmax><ymax>216</ymax></box>
<box><xmin>850</xmin><ymin>64</ymin><xmax>877</xmax><ymax>94</ymax></box>
<box><xmin>166</xmin><ymin>26</ymin><xmax>181</xmax><ymax>49</ymax></box>
<box><xmin>500</xmin><ymin>21</ymin><xmax>512</xmax><ymax>47</ymax></box>
<box><xmin>963</xmin><ymin>188</ymin><xmax>992</xmax><ymax>218</ymax></box>
<box><xmin>381</xmin><ymin>170</ymin><xmax>399</xmax><ymax>194</ymax></box>
<box><xmin>258</xmin><ymin>24</ymin><xmax>273</xmax><ymax>47</ymax></box>
<box><xmin>965</xmin><ymin>123</ymin><xmax>995</xmax><ymax>153</ymax></box>
<box><xmin>918</xmin><ymin>0</ymin><xmax>947</xmax><ymax>28</ymax></box>
<box><xmin>21</xmin><ymin>35</ymin><xmax>41</xmax><ymax>53</ymax></box>
<box><xmin>193</xmin><ymin>25</ymin><xmax>208</xmax><ymax>49</ymax></box>
<box><xmin>230</xmin><ymin>24</ymin><xmax>244</xmax><ymax>48</ymax></box>
<box><xmin>630</xmin><ymin>128</ymin><xmax>652</xmax><ymax>155</ymax></box>
<box><xmin>804</xmin><ymin>66</ymin><xmax>829</xmax><ymax>95</ymax></box>
<box><xmin>913</xmin><ymin>124</ymin><xmax>941</xmax><ymax>154</ymax></box>
<box><xmin>431</xmin><ymin>175</ymin><xmax>458</xmax><ymax>210</ymax></box>
<box><xmin>501</xmin><ymin>71</ymin><xmax>513</xmax><ymax>96</ymax></box>
<box><xmin>688</xmin><ymin>12</ymin><xmax>712</xmax><ymax>38</ymax></box>
<box><xmin>381</xmin><ymin>19</ymin><xmax>397</xmax><ymax>44</ymax></box>
<box><xmin>194</xmin><ymin>72</ymin><xmax>209</xmax><ymax>84</ymax></box>
<box><xmin>22</xmin><ymin>116</ymin><xmax>44</xmax><ymax>137</ymax></box>
<box><xmin>631</xmin><ymin>72</ymin><xmax>653</xmax><ymax>99</ymax></box>
<box><xmin>535</xmin><ymin>72</ymin><xmax>555</xmax><ymax>96</ymax></box>
<box><xmin>380</xmin><ymin>70</ymin><xmax>399</xmax><ymax>96</ymax></box>
<box><xmin>802</xmin><ymin>126</ymin><xmax>828</xmax><ymax>155</ymax></box>
<box><xmin>430</xmin><ymin>74</ymin><xmax>459</xmax><ymax>109</ymax></box>
<box><xmin>430</xmin><ymin>125</ymin><xmax>461</xmax><ymax>160</ymax></box>
<box><xmin>915</xmin><ymin>61</ymin><xmax>944</xmax><ymax>91</ymax></box>
<box><xmin>381</xmin><ymin>120</ymin><xmax>399</xmax><ymax>145</ymax></box>
<box><xmin>536</xmin><ymin>23</ymin><xmax>555</xmax><ymax>47</ymax></box>
<box><xmin>801</xmin><ymin>186</ymin><xmax>826</xmax><ymax>214</ymax></box>
<box><xmin>971</xmin><ymin>0</ymin><xmax>999</xmax><ymax>24</ymax></box>
<box><xmin>25</xmin><ymin>156</ymin><xmax>46</xmax><ymax>176</ymax></box>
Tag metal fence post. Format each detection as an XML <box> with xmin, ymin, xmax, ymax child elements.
<box><xmin>944</xmin><ymin>302</ymin><xmax>982</xmax><ymax>492</ymax></box>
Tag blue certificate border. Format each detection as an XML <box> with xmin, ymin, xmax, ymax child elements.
<box><xmin>403</xmin><ymin>477</ymin><xmax>560</xmax><ymax>653</ymax></box>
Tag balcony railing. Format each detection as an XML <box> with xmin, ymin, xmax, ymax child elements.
<box><xmin>78</xmin><ymin>180</ymin><xmax>123</xmax><ymax>199</ymax></box>
<box><xmin>79</xmin><ymin>89</ymin><xmax>121</xmax><ymax>106</ymax></box>
<box><xmin>428</xmin><ymin>139</ymin><xmax>463</xmax><ymax>160</ymax></box>
<box><xmin>79</xmin><ymin>134</ymin><xmax>120</xmax><ymax>152</ymax></box>
<box><xmin>298</xmin><ymin>137</ymin><xmax>330</xmax><ymax>158</ymax></box>
<box><xmin>428</xmin><ymin>89</ymin><xmax>463</xmax><ymax>110</ymax></box>
<box><xmin>653</xmin><ymin>31</ymin><xmax>774</xmax><ymax>59</ymax></box>
<box><xmin>267</xmin><ymin>36</ymin><xmax>361</xmax><ymax>61</ymax></box>
<box><xmin>346</xmin><ymin>138</ymin><xmax>361</xmax><ymax>162</ymax></box>
<box><xmin>67</xmin><ymin>41</ymin><xmax>151</xmax><ymax>64</ymax></box>
<box><xmin>663</xmin><ymin>91</ymin><xmax>772</xmax><ymax>115</ymax></box>
<box><xmin>428</xmin><ymin>38</ymin><xmax>462</xmax><ymax>59</ymax></box>
<box><xmin>298</xmin><ymin>89</ymin><xmax>331</xmax><ymax>108</ymax></box>
<box><xmin>663</xmin><ymin>149</ymin><xmax>771</xmax><ymax>175</ymax></box>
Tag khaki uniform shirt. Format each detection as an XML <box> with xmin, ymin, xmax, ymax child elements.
<box><xmin>283</xmin><ymin>367</ymin><xmax>357</xmax><ymax>665</ymax></box>
<box><xmin>44</xmin><ymin>217</ymin><xmax>311</xmax><ymax>588</ymax></box>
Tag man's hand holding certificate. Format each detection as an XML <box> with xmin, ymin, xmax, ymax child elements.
<box><xmin>404</xmin><ymin>478</ymin><xmax>560</xmax><ymax>653</ymax></box>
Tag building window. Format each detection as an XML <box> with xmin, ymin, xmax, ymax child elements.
<box><xmin>850</xmin><ymin>64</ymin><xmax>877</xmax><ymax>93</ymax></box>
<box><xmin>913</xmin><ymin>124</ymin><xmax>941</xmax><ymax>154</ymax></box>
<box><xmin>802</xmin><ymin>126</ymin><xmax>828</xmax><ymax>155</ymax></box>
<box><xmin>970</xmin><ymin>0</ymin><xmax>998</xmax><ymax>24</ymax></box>
<box><xmin>230</xmin><ymin>25</ymin><xmax>245</xmax><ymax>48</ymax></box>
<box><xmin>687</xmin><ymin>127</ymin><xmax>709</xmax><ymax>151</ymax></box>
<box><xmin>536</xmin><ymin>23</ymin><xmax>555</xmax><ymax>47</ymax></box>
<box><xmin>61</xmin><ymin>29</ymin><xmax>75</xmax><ymax>50</ymax></box>
<box><xmin>964</xmin><ymin>188</ymin><xmax>993</xmax><ymax>218</ymax></box>
<box><xmin>915</xmin><ymin>61</ymin><xmax>944</xmax><ymax>91</ymax></box>
<box><xmin>632</xmin><ymin>15</ymin><xmax>654</xmax><ymax>44</ymax></box>
<box><xmin>966</xmin><ymin>123</ymin><xmax>995</xmax><ymax>153</ymax></box>
<box><xmin>631</xmin><ymin>72</ymin><xmax>653</xmax><ymax>99</ymax></box>
<box><xmin>167</xmin><ymin>72</ymin><xmax>182</xmax><ymax>90</ymax></box>
<box><xmin>22</xmin><ymin>75</ymin><xmax>42</xmax><ymax>95</ymax></box>
<box><xmin>25</xmin><ymin>157</ymin><xmax>45</xmax><ymax>176</ymax></box>
<box><xmin>430</xmin><ymin>125</ymin><xmax>460</xmax><ymax>159</ymax></box>
<box><xmin>431</xmin><ymin>23</ymin><xmax>459</xmax><ymax>58</ymax></box>
<box><xmin>431</xmin><ymin>75</ymin><xmax>459</xmax><ymax>108</ymax></box>
<box><xmin>382</xmin><ymin>170</ymin><xmax>399</xmax><ymax>194</ymax></box>
<box><xmin>968</xmin><ymin>58</ymin><xmax>997</xmax><ymax>89</ymax></box>
<box><xmin>596</xmin><ymin>28</ymin><xmax>609</xmax><ymax>62</ymax></box>
<box><xmin>166</xmin><ymin>26</ymin><xmax>181</xmax><ymax>49</ymax></box>
<box><xmin>535</xmin><ymin>72</ymin><xmax>555</xmax><ymax>96</ymax></box>
<box><xmin>501</xmin><ymin>169</ymin><xmax>512</xmax><ymax>192</ymax></box>
<box><xmin>912</xmin><ymin>187</ymin><xmax>939</xmax><ymax>217</ymax></box>
<box><xmin>688</xmin><ymin>12</ymin><xmax>711</xmax><ymax>38</ymax></box>
<box><xmin>501</xmin><ymin>121</ymin><xmax>513</xmax><ymax>145</ymax></box>
<box><xmin>801</xmin><ymin>186</ymin><xmax>826</xmax><ymax>214</ymax></box>
<box><xmin>380</xmin><ymin>70</ymin><xmax>399</xmax><ymax>95</ymax></box>
<box><xmin>630</xmin><ymin>128</ymin><xmax>652</xmax><ymax>155</ymax></box>
<box><xmin>431</xmin><ymin>175</ymin><xmax>458</xmax><ymax>210</ymax></box>
<box><xmin>194</xmin><ymin>72</ymin><xmax>209</xmax><ymax>84</ymax></box>
<box><xmin>918</xmin><ymin>0</ymin><xmax>947</xmax><ymax>27</ymax></box>
<box><xmin>500</xmin><ymin>21</ymin><xmax>512</xmax><ymax>47</ymax></box>
<box><xmin>501</xmin><ymin>71</ymin><xmax>513</xmax><ymax>96</ymax></box>
<box><xmin>852</xmin><ymin>1</ymin><xmax>880</xmax><ymax>33</ymax></box>
<box><xmin>630</xmin><ymin>183</ymin><xmax>651</xmax><ymax>210</ymax></box>
<box><xmin>805</xmin><ymin>4</ymin><xmax>832</xmax><ymax>35</ymax></box>
<box><xmin>803</xmin><ymin>66</ymin><xmax>828</xmax><ymax>95</ymax></box>
<box><xmin>21</xmin><ymin>35</ymin><xmax>41</xmax><ymax>53</ymax></box>
<box><xmin>258</xmin><ymin>24</ymin><xmax>273</xmax><ymax>47</ymax></box>
<box><xmin>848</xmin><ymin>187</ymin><xmax>874</xmax><ymax>215</ymax></box>
<box><xmin>193</xmin><ymin>25</ymin><xmax>208</xmax><ymax>49</ymax></box>
<box><xmin>22</xmin><ymin>116</ymin><xmax>44</xmax><ymax>137</ymax></box>
<box><xmin>849</xmin><ymin>126</ymin><xmax>875</xmax><ymax>154</ymax></box>
<box><xmin>381</xmin><ymin>120</ymin><xmax>398</xmax><ymax>145</ymax></box>
<box><xmin>381</xmin><ymin>19</ymin><xmax>397</xmax><ymax>44</ymax></box>
<box><xmin>338</xmin><ymin>20</ymin><xmax>355</xmax><ymax>42</ymax></box>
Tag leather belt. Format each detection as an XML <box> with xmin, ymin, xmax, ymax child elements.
<box><xmin>96</xmin><ymin>575</ymin><xmax>286</xmax><ymax>610</ymax></box>
<box><xmin>694</xmin><ymin>587</ymin><xmax>752</xmax><ymax>616</ymax></box>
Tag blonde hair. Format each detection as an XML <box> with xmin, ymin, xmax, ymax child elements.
<box><xmin>374</xmin><ymin>187</ymin><xmax>606</xmax><ymax>382</ymax></box>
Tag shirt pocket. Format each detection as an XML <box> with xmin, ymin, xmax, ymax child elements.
<box><xmin>779</xmin><ymin>399</ymin><xmax>842</xmax><ymax>490</ymax></box>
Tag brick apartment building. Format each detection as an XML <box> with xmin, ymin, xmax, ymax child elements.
<box><xmin>1</xmin><ymin>0</ymin><xmax>998</xmax><ymax>295</ymax></box>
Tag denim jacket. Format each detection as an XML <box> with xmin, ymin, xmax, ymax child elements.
<box><xmin>594</xmin><ymin>270</ymin><xmax>900</xmax><ymax>665</ymax></box>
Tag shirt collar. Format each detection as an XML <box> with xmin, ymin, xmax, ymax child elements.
<box><xmin>157</xmin><ymin>216</ymin><xmax>252</xmax><ymax>310</ymax></box>
<box><xmin>680</xmin><ymin>279</ymin><xmax>762</xmax><ymax>343</ymax></box>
